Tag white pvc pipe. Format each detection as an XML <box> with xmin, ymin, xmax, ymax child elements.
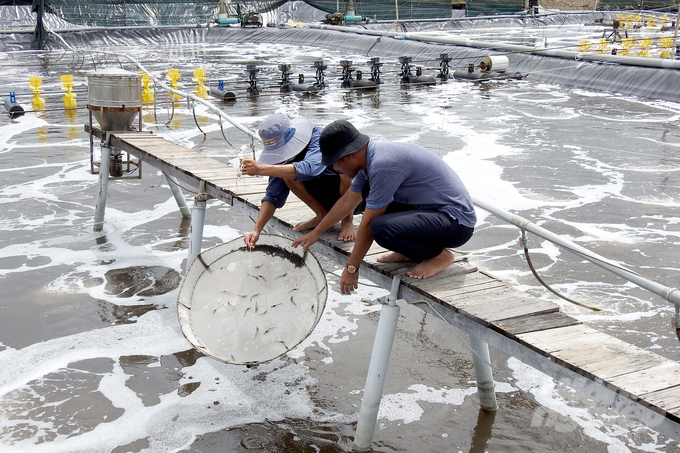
<box><xmin>353</xmin><ymin>302</ymin><xmax>401</xmax><ymax>451</ymax></box>
<box><xmin>306</xmin><ymin>24</ymin><xmax>680</xmax><ymax>70</ymax></box>
<box><xmin>187</xmin><ymin>196</ymin><xmax>206</xmax><ymax>273</ymax></box>
<box><xmin>472</xmin><ymin>196</ymin><xmax>680</xmax><ymax>308</ymax></box>
<box><xmin>93</xmin><ymin>144</ymin><xmax>111</xmax><ymax>232</ymax></box>
<box><xmin>406</xmin><ymin>32</ymin><xmax>680</xmax><ymax>70</ymax></box>
<box><xmin>164</xmin><ymin>172</ymin><xmax>191</xmax><ymax>218</ymax></box>
<box><xmin>469</xmin><ymin>334</ymin><xmax>498</xmax><ymax>411</ymax></box>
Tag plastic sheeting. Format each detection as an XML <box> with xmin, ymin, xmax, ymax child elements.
<box><xmin>3</xmin><ymin>13</ymin><xmax>680</xmax><ymax>102</ymax></box>
<box><xmin>0</xmin><ymin>5</ymin><xmax>81</xmax><ymax>30</ymax></box>
<box><xmin>36</xmin><ymin>24</ymin><xmax>680</xmax><ymax>103</ymax></box>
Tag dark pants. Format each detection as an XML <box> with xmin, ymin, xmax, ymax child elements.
<box><xmin>370</xmin><ymin>205</ymin><xmax>474</xmax><ymax>263</ymax></box>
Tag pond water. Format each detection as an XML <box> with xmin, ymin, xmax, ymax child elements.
<box><xmin>0</xmin><ymin>33</ymin><xmax>679</xmax><ymax>452</ymax></box>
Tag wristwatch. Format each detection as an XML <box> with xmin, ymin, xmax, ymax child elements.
<box><xmin>346</xmin><ymin>264</ymin><xmax>359</xmax><ymax>274</ymax></box>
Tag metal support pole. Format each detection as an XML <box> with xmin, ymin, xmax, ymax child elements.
<box><xmin>164</xmin><ymin>172</ymin><xmax>191</xmax><ymax>218</ymax></box>
<box><xmin>187</xmin><ymin>181</ymin><xmax>207</xmax><ymax>272</ymax></box>
<box><xmin>469</xmin><ymin>334</ymin><xmax>498</xmax><ymax>412</ymax></box>
<box><xmin>93</xmin><ymin>137</ymin><xmax>111</xmax><ymax>232</ymax></box>
<box><xmin>353</xmin><ymin>276</ymin><xmax>401</xmax><ymax>452</ymax></box>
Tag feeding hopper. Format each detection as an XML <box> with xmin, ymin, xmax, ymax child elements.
<box><xmin>87</xmin><ymin>67</ymin><xmax>142</xmax><ymax>131</ymax></box>
<box><xmin>177</xmin><ymin>235</ymin><xmax>328</xmax><ymax>365</ymax></box>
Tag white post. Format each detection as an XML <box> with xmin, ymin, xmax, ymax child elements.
<box><xmin>164</xmin><ymin>172</ymin><xmax>191</xmax><ymax>218</ymax></box>
<box><xmin>673</xmin><ymin>2</ymin><xmax>680</xmax><ymax>60</ymax></box>
<box><xmin>469</xmin><ymin>334</ymin><xmax>498</xmax><ymax>411</ymax></box>
<box><xmin>93</xmin><ymin>141</ymin><xmax>111</xmax><ymax>232</ymax></box>
<box><xmin>353</xmin><ymin>276</ymin><xmax>401</xmax><ymax>452</ymax></box>
<box><xmin>187</xmin><ymin>182</ymin><xmax>207</xmax><ymax>272</ymax></box>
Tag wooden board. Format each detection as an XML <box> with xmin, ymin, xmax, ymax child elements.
<box><xmin>518</xmin><ymin>324</ymin><xmax>610</xmax><ymax>354</ymax></box>
<box><xmin>551</xmin><ymin>336</ymin><xmax>668</xmax><ymax>380</ymax></box>
<box><xmin>608</xmin><ymin>362</ymin><xmax>680</xmax><ymax>396</ymax></box>
<box><xmin>451</xmin><ymin>290</ymin><xmax>559</xmax><ymax>324</ymax></box>
<box><xmin>643</xmin><ymin>385</ymin><xmax>680</xmax><ymax>414</ymax></box>
<box><xmin>493</xmin><ymin>311</ymin><xmax>581</xmax><ymax>335</ymax></box>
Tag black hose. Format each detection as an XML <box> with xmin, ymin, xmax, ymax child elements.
<box><xmin>521</xmin><ymin>229</ymin><xmax>601</xmax><ymax>311</ymax></box>
<box><xmin>190</xmin><ymin>100</ymin><xmax>207</xmax><ymax>139</ymax></box>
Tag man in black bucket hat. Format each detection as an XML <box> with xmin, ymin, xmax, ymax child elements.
<box><xmin>241</xmin><ymin>113</ymin><xmax>357</xmax><ymax>249</ymax></box>
<box><xmin>293</xmin><ymin>119</ymin><xmax>476</xmax><ymax>294</ymax></box>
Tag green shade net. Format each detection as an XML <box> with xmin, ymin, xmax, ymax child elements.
<box><xmin>465</xmin><ymin>0</ymin><xmax>525</xmax><ymax>16</ymax></box>
<box><xmin>596</xmin><ymin>0</ymin><xmax>677</xmax><ymax>10</ymax></box>
<box><xmin>44</xmin><ymin>0</ymin><xmax>222</xmax><ymax>26</ymax></box>
<box><xmin>305</xmin><ymin>0</ymin><xmax>454</xmax><ymax>20</ymax></box>
<box><xmin>39</xmin><ymin>0</ymin><xmax>535</xmax><ymax>27</ymax></box>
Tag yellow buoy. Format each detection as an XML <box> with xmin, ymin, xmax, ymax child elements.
<box><xmin>140</xmin><ymin>73</ymin><xmax>155</xmax><ymax>103</ymax></box>
<box><xmin>595</xmin><ymin>38</ymin><xmax>609</xmax><ymax>54</ymax></box>
<box><xmin>60</xmin><ymin>74</ymin><xmax>77</xmax><ymax>109</ymax></box>
<box><xmin>660</xmin><ymin>37</ymin><xmax>674</xmax><ymax>59</ymax></box>
<box><xmin>166</xmin><ymin>68</ymin><xmax>182</xmax><ymax>101</ymax></box>
<box><xmin>191</xmin><ymin>68</ymin><xmax>209</xmax><ymax>99</ymax></box>
<box><xmin>577</xmin><ymin>40</ymin><xmax>592</xmax><ymax>52</ymax></box>
<box><xmin>29</xmin><ymin>76</ymin><xmax>45</xmax><ymax>111</ymax></box>
<box><xmin>620</xmin><ymin>38</ymin><xmax>635</xmax><ymax>56</ymax></box>
<box><xmin>637</xmin><ymin>38</ymin><xmax>653</xmax><ymax>57</ymax></box>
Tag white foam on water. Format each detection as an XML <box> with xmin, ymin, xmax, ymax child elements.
<box><xmin>379</xmin><ymin>384</ymin><xmax>478</xmax><ymax>425</ymax></box>
<box><xmin>508</xmin><ymin>357</ymin><xmax>670</xmax><ymax>453</ymax></box>
<box><xmin>0</xmin><ymin>276</ymin><xmax>369</xmax><ymax>452</ymax></box>
<box><xmin>0</xmin><ymin>115</ymin><xmax>49</xmax><ymax>154</ymax></box>
<box><xmin>404</xmin><ymin>89</ymin><xmax>529</xmax><ymax>214</ymax></box>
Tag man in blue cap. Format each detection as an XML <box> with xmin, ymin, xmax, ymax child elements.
<box><xmin>293</xmin><ymin>119</ymin><xmax>476</xmax><ymax>294</ymax></box>
<box><xmin>241</xmin><ymin>113</ymin><xmax>356</xmax><ymax>249</ymax></box>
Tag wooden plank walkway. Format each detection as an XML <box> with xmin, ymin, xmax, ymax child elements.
<box><xmin>92</xmin><ymin>128</ymin><xmax>680</xmax><ymax>441</ymax></box>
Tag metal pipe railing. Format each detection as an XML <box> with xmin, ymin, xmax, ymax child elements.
<box><xmin>473</xmin><ymin>196</ymin><xmax>680</xmax><ymax>308</ymax></box>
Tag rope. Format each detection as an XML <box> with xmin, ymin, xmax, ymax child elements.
<box><xmin>520</xmin><ymin>229</ymin><xmax>601</xmax><ymax>312</ymax></box>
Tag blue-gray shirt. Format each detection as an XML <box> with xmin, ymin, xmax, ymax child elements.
<box><xmin>349</xmin><ymin>140</ymin><xmax>476</xmax><ymax>228</ymax></box>
<box><xmin>263</xmin><ymin>127</ymin><xmax>337</xmax><ymax>208</ymax></box>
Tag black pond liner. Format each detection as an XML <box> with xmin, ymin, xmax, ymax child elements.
<box><xmin>39</xmin><ymin>14</ymin><xmax>680</xmax><ymax>103</ymax></box>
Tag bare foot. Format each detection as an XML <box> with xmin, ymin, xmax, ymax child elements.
<box><xmin>293</xmin><ymin>216</ymin><xmax>322</xmax><ymax>232</ymax></box>
<box><xmin>407</xmin><ymin>249</ymin><xmax>455</xmax><ymax>279</ymax></box>
<box><xmin>377</xmin><ymin>252</ymin><xmax>411</xmax><ymax>263</ymax></box>
<box><xmin>338</xmin><ymin>217</ymin><xmax>356</xmax><ymax>241</ymax></box>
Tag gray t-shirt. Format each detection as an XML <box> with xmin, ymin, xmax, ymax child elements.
<box><xmin>349</xmin><ymin>140</ymin><xmax>476</xmax><ymax>228</ymax></box>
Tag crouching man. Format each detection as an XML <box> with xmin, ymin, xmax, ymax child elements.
<box><xmin>241</xmin><ymin>113</ymin><xmax>356</xmax><ymax>248</ymax></box>
<box><xmin>293</xmin><ymin>119</ymin><xmax>476</xmax><ymax>294</ymax></box>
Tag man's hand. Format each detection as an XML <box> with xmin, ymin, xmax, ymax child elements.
<box><xmin>292</xmin><ymin>230</ymin><xmax>320</xmax><ymax>253</ymax></box>
<box><xmin>244</xmin><ymin>230</ymin><xmax>260</xmax><ymax>249</ymax></box>
<box><xmin>240</xmin><ymin>158</ymin><xmax>261</xmax><ymax>176</ymax></box>
<box><xmin>340</xmin><ymin>268</ymin><xmax>359</xmax><ymax>295</ymax></box>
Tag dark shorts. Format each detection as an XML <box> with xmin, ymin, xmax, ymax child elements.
<box><xmin>303</xmin><ymin>174</ymin><xmax>341</xmax><ymax>212</ymax></box>
<box><xmin>303</xmin><ymin>175</ymin><xmax>365</xmax><ymax>215</ymax></box>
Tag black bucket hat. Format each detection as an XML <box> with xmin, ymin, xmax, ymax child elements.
<box><xmin>320</xmin><ymin>120</ymin><xmax>370</xmax><ymax>166</ymax></box>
